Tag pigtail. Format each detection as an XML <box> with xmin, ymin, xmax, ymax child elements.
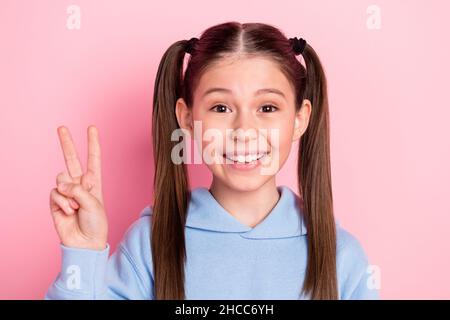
<box><xmin>151</xmin><ymin>40</ymin><xmax>191</xmax><ymax>299</ymax></box>
<box><xmin>298</xmin><ymin>44</ymin><xmax>338</xmax><ymax>299</ymax></box>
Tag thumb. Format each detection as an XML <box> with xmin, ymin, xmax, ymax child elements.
<box><xmin>80</xmin><ymin>172</ymin><xmax>94</xmax><ymax>191</ymax></box>
<box><xmin>57</xmin><ymin>182</ymin><xmax>98</xmax><ymax>211</ymax></box>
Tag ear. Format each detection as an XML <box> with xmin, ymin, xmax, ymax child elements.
<box><xmin>292</xmin><ymin>99</ymin><xmax>312</xmax><ymax>142</ymax></box>
<box><xmin>175</xmin><ymin>97</ymin><xmax>194</xmax><ymax>136</ymax></box>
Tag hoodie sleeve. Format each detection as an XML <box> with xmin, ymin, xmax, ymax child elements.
<box><xmin>44</xmin><ymin>206</ymin><xmax>154</xmax><ymax>300</ymax></box>
<box><xmin>336</xmin><ymin>227</ymin><xmax>380</xmax><ymax>300</ymax></box>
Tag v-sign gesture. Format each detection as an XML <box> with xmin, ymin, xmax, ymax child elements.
<box><xmin>49</xmin><ymin>125</ymin><xmax>108</xmax><ymax>251</ymax></box>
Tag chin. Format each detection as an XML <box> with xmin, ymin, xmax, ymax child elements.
<box><xmin>215</xmin><ymin>172</ymin><xmax>275</xmax><ymax>193</ymax></box>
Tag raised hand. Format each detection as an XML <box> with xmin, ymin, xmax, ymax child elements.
<box><xmin>49</xmin><ymin>126</ymin><xmax>108</xmax><ymax>251</ymax></box>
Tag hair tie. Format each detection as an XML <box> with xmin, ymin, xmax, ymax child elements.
<box><xmin>289</xmin><ymin>37</ymin><xmax>307</xmax><ymax>55</ymax></box>
<box><xmin>185</xmin><ymin>37</ymin><xmax>199</xmax><ymax>54</ymax></box>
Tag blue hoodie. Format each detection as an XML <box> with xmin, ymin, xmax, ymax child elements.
<box><xmin>45</xmin><ymin>185</ymin><xmax>380</xmax><ymax>299</ymax></box>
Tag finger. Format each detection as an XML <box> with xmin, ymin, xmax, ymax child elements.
<box><xmin>50</xmin><ymin>188</ymin><xmax>75</xmax><ymax>215</ymax></box>
<box><xmin>56</xmin><ymin>172</ymin><xmax>93</xmax><ymax>209</ymax></box>
<box><xmin>56</xmin><ymin>170</ymin><xmax>81</xmax><ymax>186</ymax></box>
<box><xmin>57</xmin><ymin>126</ymin><xmax>84</xmax><ymax>179</ymax></box>
<box><xmin>87</xmin><ymin>125</ymin><xmax>102</xmax><ymax>186</ymax></box>
<box><xmin>81</xmin><ymin>171</ymin><xmax>102</xmax><ymax>205</ymax></box>
<box><xmin>69</xmin><ymin>198</ymin><xmax>80</xmax><ymax>210</ymax></box>
<box><xmin>56</xmin><ymin>172</ymin><xmax>80</xmax><ymax>209</ymax></box>
<box><xmin>80</xmin><ymin>173</ymin><xmax>94</xmax><ymax>192</ymax></box>
<box><xmin>56</xmin><ymin>171</ymin><xmax>73</xmax><ymax>185</ymax></box>
<box><xmin>57</xmin><ymin>182</ymin><xmax>98</xmax><ymax>211</ymax></box>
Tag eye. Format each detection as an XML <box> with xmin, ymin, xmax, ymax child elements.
<box><xmin>210</xmin><ymin>104</ymin><xmax>232</xmax><ymax>113</ymax></box>
<box><xmin>259</xmin><ymin>104</ymin><xmax>279</xmax><ymax>113</ymax></box>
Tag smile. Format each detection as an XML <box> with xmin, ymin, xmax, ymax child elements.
<box><xmin>223</xmin><ymin>151</ymin><xmax>269</xmax><ymax>164</ymax></box>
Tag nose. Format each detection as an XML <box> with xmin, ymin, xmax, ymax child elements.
<box><xmin>229</xmin><ymin>109</ymin><xmax>259</xmax><ymax>146</ymax></box>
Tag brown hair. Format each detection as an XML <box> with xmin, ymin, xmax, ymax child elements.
<box><xmin>151</xmin><ymin>21</ymin><xmax>337</xmax><ymax>299</ymax></box>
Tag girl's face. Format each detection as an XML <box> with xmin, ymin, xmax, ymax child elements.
<box><xmin>176</xmin><ymin>55</ymin><xmax>311</xmax><ymax>192</ymax></box>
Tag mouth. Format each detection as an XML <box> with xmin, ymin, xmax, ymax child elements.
<box><xmin>222</xmin><ymin>151</ymin><xmax>270</xmax><ymax>164</ymax></box>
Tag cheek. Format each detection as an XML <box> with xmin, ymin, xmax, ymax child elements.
<box><xmin>192</xmin><ymin>121</ymin><xmax>228</xmax><ymax>162</ymax></box>
<box><xmin>193</xmin><ymin>110</ymin><xmax>229</xmax><ymax>131</ymax></box>
<box><xmin>277</xmin><ymin>131</ymin><xmax>294</xmax><ymax>159</ymax></box>
<box><xmin>192</xmin><ymin>110</ymin><xmax>227</xmax><ymax>148</ymax></box>
<box><xmin>267</xmin><ymin>119</ymin><xmax>295</xmax><ymax>162</ymax></box>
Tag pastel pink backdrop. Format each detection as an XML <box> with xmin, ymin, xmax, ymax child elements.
<box><xmin>0</xmin><ymin>0</ymin><xmax>449</xmax><ymax>299</ymax></box>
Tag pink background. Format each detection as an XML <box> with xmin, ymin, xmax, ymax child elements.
<box><xmin>1</xmin><ymin>0</ymin><xmax>449</xmax><ymax>299</ymax></box>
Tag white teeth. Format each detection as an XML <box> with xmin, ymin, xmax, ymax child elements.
<box><xmin>245</xmin><ymin>154</ymin><xmax>256</xmax><ymax>162</ymax></box>
<box><xmin>225</xmin><ymin>152</ymin><xmax>267</xmax><ymax>163</ymax></box>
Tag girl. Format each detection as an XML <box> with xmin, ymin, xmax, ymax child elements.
<box><xmin>46</xmin><ymin>21</ymin><xmax>379</xmax><ymax>300</ymax></box>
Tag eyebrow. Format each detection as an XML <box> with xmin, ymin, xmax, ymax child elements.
<box><xmin>201</xmin><ymin>87</ymin><xmax>286</xmax><ymax>99</ymax></box>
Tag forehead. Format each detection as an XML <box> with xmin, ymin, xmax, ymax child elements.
<box><xmin>195</xmin><ymin>55</ymin><xmax>295</xmax><ymax>100</ymax></box>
